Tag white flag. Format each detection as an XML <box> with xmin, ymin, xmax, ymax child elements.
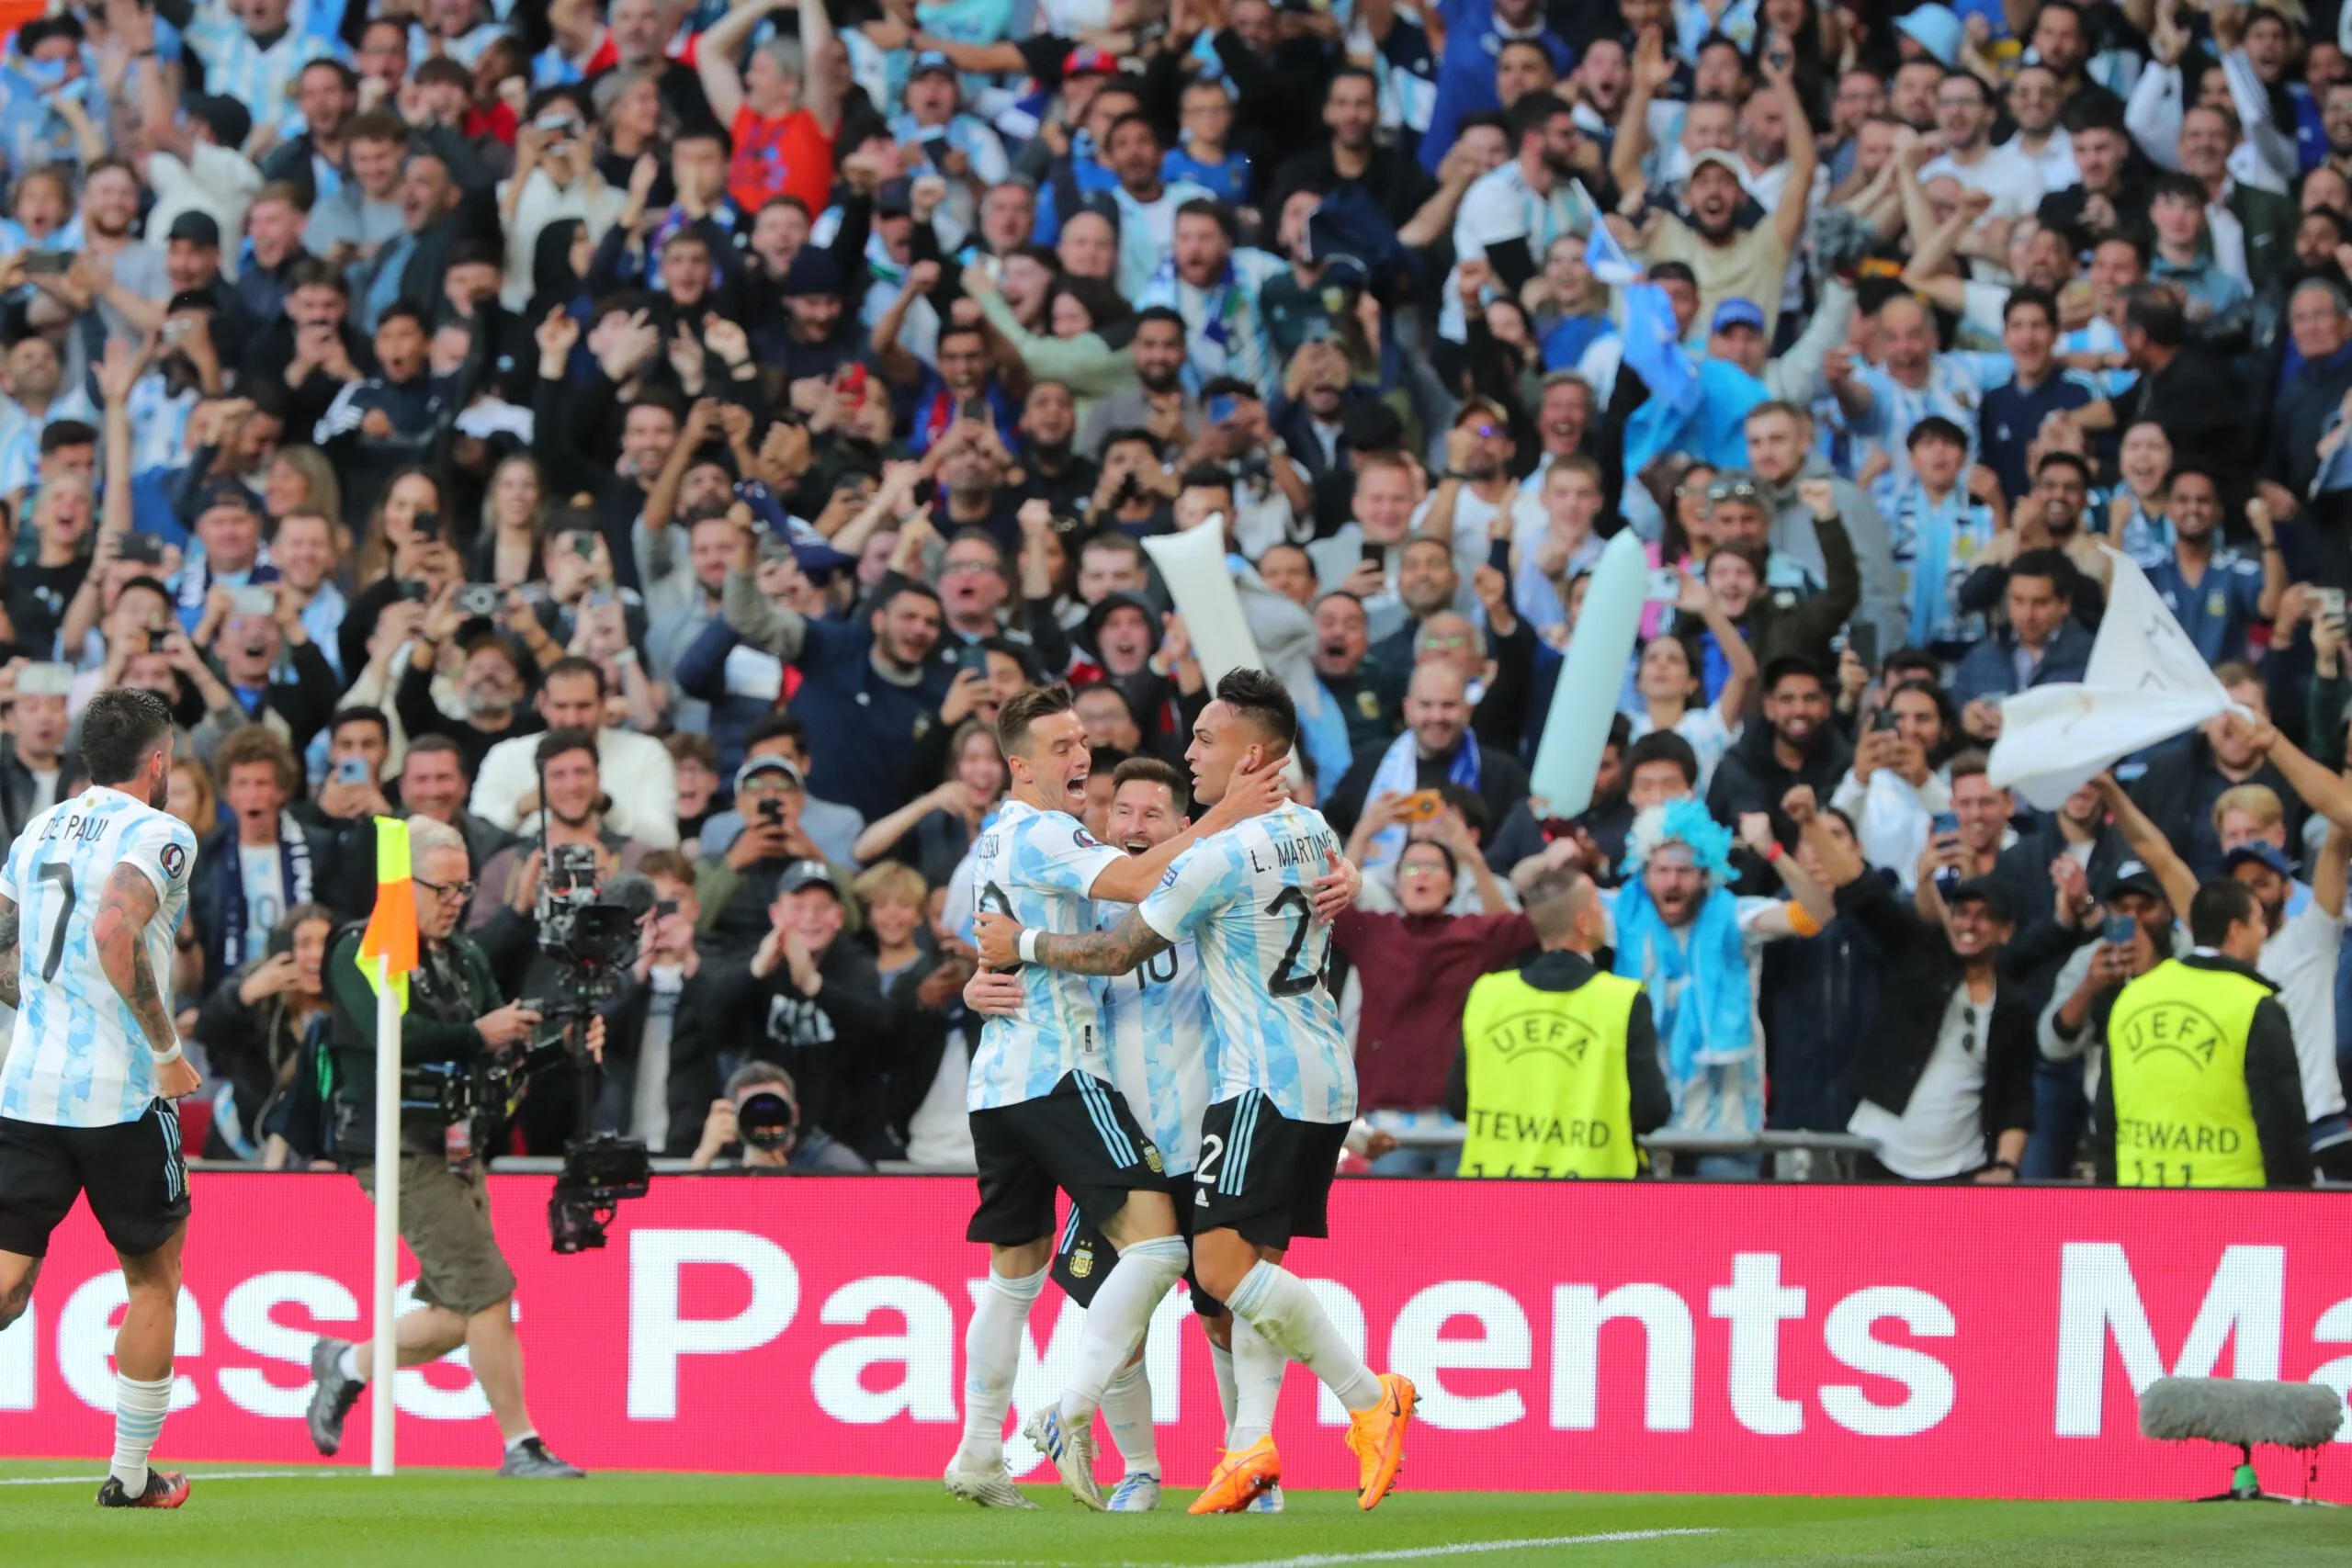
<box><xmin>1987</xmin><ymin>548</ymin><xmax>2233</xmax><ymax>811</ymax></box>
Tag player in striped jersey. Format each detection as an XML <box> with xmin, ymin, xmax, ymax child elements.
<box><xmin>0</xmin><ymin>689</ymin><xmax>202</xmax><ymax>1509</ymax></box>
<box><xmin>944</xmin><ymin>682</ymin><xmax>1286</xmax><ymax>1511</ymax></box>
<box><xmin>967</xmin><ymin>755</ymin><xmax>1322</xmax><ymax>1513</ymax></box>
<box><xmin>978</xmin><ymin>670</ymin><xmax>1417</xmax><ymax>1516</ymax></box>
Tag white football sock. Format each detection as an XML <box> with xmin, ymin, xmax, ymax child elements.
<box><xmin>955</xmin><ymin>1263</ymin><xmax>1046</xmax><ymax>1469</ymax></box>
<box><xmin>1225</xmin><ymin>1260</ymin><xmax>1383</xmax><ymax>1413</ymax></box>
<box><xmin>1208</xmin><ymin>1337</ymin><xmax>1238</xmax><ymax>1445</ymax></box>
<box><xmin>1227</xmin><ymin>1312</ymin><xmax>1285</xmax><ymax>1450</ymax></box>
<box><xmin>110</xmin><ymin>1372</ymin><xmax>174</xmax><ymax>1493</ymax></box>
<box><xmin>1059</xmin><ymin>1235</ymin><xmax>1186</xmax><ymax>1426</ymax></box>
<box><xmin>336</xmin><ymin>1345</ymin><xmax>363</xmax><ymax>1382</ymax></box>
<box><xmin>1099</xmin><ymin>1359</ymin><xmax>1159</xmax><ymax>1476</ymax></box>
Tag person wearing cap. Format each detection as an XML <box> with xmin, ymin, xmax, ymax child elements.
<box><xmin>2039</xmin><ymin>851</ymin><xmax>2186</xmax><ymax>1163</ymax></box>
<box><xmin>697</xmin><ymin>856</ymin><xmax>894</xmax><ymax>1160</ymax></box>
<box><xmin>695</xmin><ymin>0</ymin><xmax>843</xmax><ymax>220</ymax></box>
<box><xmin>2096</xmin><ymin>879</ymin><xmax>2312</xmax><ymax>1189</ymax></box>
<box><xmin>891</xmin><ymin>50</ymin><xmax>1012</xmax><ymax>191</ymax></box>
<box><xmin>1795</xmin><ymin>797</ymin><xmax>2035</xmax><ymax>1182</ymax></box>
<box><xmin>775</xmin><ymin>246</ymin><xmax>856</xmax><ymax>393</ymax></box>
<box><xmin>695</xmin><ymin>746</ymin><xmax>851</xmax><ymax>946</ymax></box>
<box><xmin>695</xmin><ymin>712</ymin><xmax>864</xmax><ymax>866</ymax></box>
<box><xmin>1609</xmin><ymin>51</ymin><xmax>1815</xmax><ymax>340</ymax></box>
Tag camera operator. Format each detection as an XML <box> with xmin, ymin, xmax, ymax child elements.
<box><xmin>696</xmin><ymin>861</ymin><xmax>887</xmax><ymax>1165</ymax></box>
<box><xmin>308</xmin><ymin>816</ymin><xmax>596</xmax><ymax>1479</ymax></box>
<box><xmin>468</xmin><ymin>728</ymin><xmax>654</xmax><ymax>949</ymax></box>
<box><xmin>686</xmin><ymin>1061</ymin><xmax>871</xmax><ymax>1173</ymax></box>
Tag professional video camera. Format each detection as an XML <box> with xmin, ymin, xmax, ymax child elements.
<box><xmin>526</xmin><ymin>768</ymin><xmax>661</xmax><ymax>1253</ymax></box>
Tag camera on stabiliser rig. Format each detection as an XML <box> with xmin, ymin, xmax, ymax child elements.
<box><xmin>535</xmin><ymin>841</ymin><xmax>655</xmax><ymax>1253</ymax></box>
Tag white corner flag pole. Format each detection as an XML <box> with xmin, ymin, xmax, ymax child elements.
<box><xmin>370</xmin><ymin>953</ymin><xmax>401</xmax><ymax>1477</ymax></box>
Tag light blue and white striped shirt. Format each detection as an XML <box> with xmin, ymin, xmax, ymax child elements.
<box><xmin>0</xmin><ymin>786</ymin><xmax>198</xmax><ymax>1127</ymax></box>
<box><xmin>966</xmin><ymin>797</ymin><xmax>1125</xmax><ymax>1111</ymax></box>
<box><xmin>181</xmin><ymin>4</ymin><xmax>339</xmax><ymax>143</ymax></box>
<box><xmin>0</xmin><ymin>386</ymin><xmax>99</xmax><ymax>497</ymax></box>
<box><xmin>1850</xmin><ymin>351</ymin><xmax>2015</xmax><ymax>515</ymax></box>
<box><xmin>1139</xmin><ymin>802</ymin><xmax>1355</xmax><ymax>1124</ymax></box>
<box><xmin>1098</xmin><ymin>902</ymin><xmax>1209</xmax><ymax>1175</ymax></box>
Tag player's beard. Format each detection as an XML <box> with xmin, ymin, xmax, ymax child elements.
<box><xmin>147</xmin><ymin>766</ymin><xmax>170</xmax><ymax>811</ymax></box>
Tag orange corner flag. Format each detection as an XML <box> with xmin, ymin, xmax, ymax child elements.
<box><xmin>357</xmin><ymin>817</ymin><xmax>418</xmax><ymax>1009</ymax></box>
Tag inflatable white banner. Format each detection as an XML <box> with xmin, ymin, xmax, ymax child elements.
<box><xmin>1987</xmin><ymin>548</ymin><xmax>2233</xmax><ymax>811</ymax></box>
<box><xmin>1139</xmin><ymin>516</ymin><xmax>1262</xmax><ymax>691</ymax></box>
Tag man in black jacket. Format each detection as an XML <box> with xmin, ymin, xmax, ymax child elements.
<box><xmin>594</xmin><ymin>852</ymin><xmax>727</xmax><ymax>1156</ymax></box>
<box><xmin>1804</xmin><ymin>801</ymin><xmax>2036</xmax><ymax>1182</ymax></box>
<box><xmin>1707</xmin><ymin>656</ymin><xmax>1854</xmax><ymax>846</ymax></box>
<box><xmin>695</xmin><ymin>860</ymin><xmax>895</xmax><ymax>1160</ymax></box>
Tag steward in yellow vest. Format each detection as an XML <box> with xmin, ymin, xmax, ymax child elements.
<box><xmin>2095</xmin><ymin>880</ymin><xmax>2312</xmax><ymax>1189</ymax></box>
<box><xmin>1443</xmin><ymin>862</ymin><xmax>1670</xmax><ymax>1177</ymax></box>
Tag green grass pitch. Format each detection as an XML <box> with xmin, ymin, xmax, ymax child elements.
<box><xmin>1</xmin><ymin>1464</ymin><xmax>2346</xmax><ymax>1566</ymax></box>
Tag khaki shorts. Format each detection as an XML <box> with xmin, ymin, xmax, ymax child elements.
<box><xmin>354</xmin><ymin>1155</ymin><xmax>517</xmax><ymax>1317</ymax></box>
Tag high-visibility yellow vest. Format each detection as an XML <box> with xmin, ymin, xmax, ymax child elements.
<box><xmin>2106</xmin><ymin>958</ymin><xmax>2269</xmax><ymax>1189</ymax></box>
<box><xmin>1455</xmin><ymin>965</ymin><xmax>1642</xmax><ymax>1179</ymax></box>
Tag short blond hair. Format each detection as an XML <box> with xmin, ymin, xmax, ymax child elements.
<box><xmin>2212</xmin><ymin>784</ymin><xmax>2283</xmax><ymax>836</ymax></box>
<box><xmin>853</xmin><ymin>862</ymin><xmax>928</xmax><ymax>911</ymax></box>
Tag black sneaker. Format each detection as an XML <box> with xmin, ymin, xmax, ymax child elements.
<box><xmin>96</xmin><ymin>1470</ymin><xmax>190</xmax><ymax>1508</ymax></box>
<box><xmin>306</xmin><ymin>1337</ymin><xmax>363</xmax><ymax>1457</ymax></box>
<box><xmin>496</xmin><ymin>1438</ymin><xmax>585</xmax><ymax>1479</ymax></box>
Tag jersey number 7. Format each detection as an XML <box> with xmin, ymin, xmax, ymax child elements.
<box><xmin>36</xmin><ymin>862</ymin><xmax>74</xmax><ymax>982</ymax></box>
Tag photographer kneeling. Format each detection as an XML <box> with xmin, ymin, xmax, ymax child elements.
<box><xmin>305</xmin><ymin>816</ymin><xmax>598</xmax><ymax>1479</ymax></box>
<box><xmin>687</xmin><ymin>1062</ymin><xmax>871</xmax><ymax>1173</ymax></box>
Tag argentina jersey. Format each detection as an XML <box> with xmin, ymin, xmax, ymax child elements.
<box><xmin>1137</xmin><ymin>801</ymin><xmax>1355</xmax><ymax>1124</ymax></box>
<box><xmin>1098</xmin><ymin>905</ymin><xmax>1210</xmax><ymax>1176</ymax></box>
<box><xmin>966</xmin><ymin>799</ymin><xmax>1125</xmax><ymax>1111</ymax></box>
<box><xmin>0</xmin><ymin>787</ymin><xmax>197</xmax><ymax>1128</ymax></box>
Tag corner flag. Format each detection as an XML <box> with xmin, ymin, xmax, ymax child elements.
<box><xmin>356</xmin><ymin>817</ymin><xmax>417</xmax><ymax>1009</ymax></box>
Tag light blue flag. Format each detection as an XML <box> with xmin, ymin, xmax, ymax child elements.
<box><xmin>1583</xmin><ymin>209</ymin><xmax>1643</xmax><ymax>286</ymax></box>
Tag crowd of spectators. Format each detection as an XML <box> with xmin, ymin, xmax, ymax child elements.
<box><xmin>3</xmin><ymin>0</ymin><xmax>2352</xmax><ymax>1183</ymax></box>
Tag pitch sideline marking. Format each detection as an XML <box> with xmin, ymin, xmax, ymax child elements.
<box><xmin>0</xmin><ymin>1469</ymin><xmax>351</xmax><ymax>1486</ymax></box>
<box><xmin>887</xmin><ymin>1526</ymin><xmax>1726</xmax><ymax>1568</ymax></box>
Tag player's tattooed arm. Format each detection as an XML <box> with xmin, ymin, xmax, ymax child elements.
<box><xmin>1030</xmin><ymin>908</ymin><xmax>1174</xmax><ymax>976</ymax></box>
<box><xmin>0</xmin><ymin>894</ymin><xmax>18</xmax><ymax>1009</ymax></box>
<box><xmin>92</xmin><ymin>865</ymin><xmax>172</xmax><ymax>1053</ymax></box>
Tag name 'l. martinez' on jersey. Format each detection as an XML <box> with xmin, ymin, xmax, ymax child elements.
<box><xmin>1138</xmin><ymin>800</ymin><xmax>1356</xmax><ymax>1124</ymax></box>
<box><xmin>967</xmin><ymin>797</ymin><xmax>1126</xmax><ymax>1111</ymax></box>
<box><xmin>1097</xmin><ymin>897</ymin><xmax>1209</xmax><ymax>1175</ymax></box>
<box><xmin>0</xmin><ymin>786</ymin><xmax>198</xmax><ymax>1128</ymax></box>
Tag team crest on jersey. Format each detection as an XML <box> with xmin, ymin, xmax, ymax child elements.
<box><xmin>1069</xmin><ymin>1239</ymin><xmax>1095</xmax><ymax>1279</ymax></box>
<box><xmin>1144</xmin><ymin>1144</ymin><xmax>1164</xmax><ymax>1175</ymax></box>
<box><xmin>159</xmin><ymin>843</ymin><xmax>188</xmax><ymax>883</ymax></box>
